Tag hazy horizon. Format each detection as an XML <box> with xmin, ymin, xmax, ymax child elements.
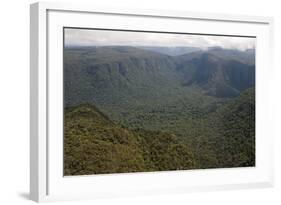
<box><xmin>64</xmin><ymin>28</ymin><xmax>256</xmax><ymax>51</ymax></box>
<box><xmin>64</xmin><ymin>44</ymin><xmax>255</xmax><ymax>51</ymax></box>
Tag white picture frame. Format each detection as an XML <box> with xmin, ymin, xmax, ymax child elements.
<box><xmin>30</xmin><ymin>1</ymin><xmax>274</xmax><ymax>202</ymax></box>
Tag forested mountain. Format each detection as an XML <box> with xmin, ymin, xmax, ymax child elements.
<box><xmin>64</xmin><ymin>46</ymin><xmax>255</xmax><ymax>106</ymax></box>
<box><xmin>64</xmin><ymin>104</ymin><xmax>195</xmax><ymax>175</ymax></box>
<box><xmin>191</xmin><ymin>87</ymin><xmax>255</xmax><ymax>168</ymax></box>
<box><xmin>176</xmin><ymin>52</ymin><xmax>255</xmax><ymax>97</ymax></box>
<box><xmin>64</xmin><ymin>46</ymin><xmax>178</xmax><ymax>106</ymax></box>
<box><xmin>213</xmin><ymin>87</ymin><xmax>255</xmax><ymax>167</ymax></box>
<box><xmin>64</xmin><ymin>45</ymin><xmax>255</xmax><ymax>175</ymax></box>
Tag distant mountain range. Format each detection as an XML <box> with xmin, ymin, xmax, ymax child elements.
<box><xmin>139</xmin><ymin>46</ymin><xmax>201</xmax><ymax>56</ymax></box>
<box><xmin>64</xmin><ymin>46</ymin><xmax>255</xmax><ymax>106</ymax></box>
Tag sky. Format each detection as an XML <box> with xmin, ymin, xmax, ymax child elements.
<box><xmin>64</xmin><ymin>28</ymin><xmax>256</xmax><ymax>51</ymax></box>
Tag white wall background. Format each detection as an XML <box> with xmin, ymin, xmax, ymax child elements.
<box><xmin>0</xmin><ymin>0</ymin><xmax>280</xmax><ymax>204</ymax></box>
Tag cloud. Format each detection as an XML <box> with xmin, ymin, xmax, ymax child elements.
<box><xmin>65</xmin><ymin>28</ymin><xmax>256</xmax><ymax>50</ymax></box>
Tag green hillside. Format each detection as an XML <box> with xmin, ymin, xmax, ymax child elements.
<box><xmin>212</xmin><ymin>87</ymin><xmax>255</xmax><ymax>167</ymax></box>
<box><xmin>64</xmin><ymin>104</ymin><xmax>195</xmax><ymax>175</ymax></box>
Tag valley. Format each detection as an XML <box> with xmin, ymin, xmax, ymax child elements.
<box><xmin>64</xmin><ymin>45</ymin><xmax>255</xmax><ymax>175</ymax></box>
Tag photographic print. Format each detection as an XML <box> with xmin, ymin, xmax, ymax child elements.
<box><xmin>63</xmin><ymin>28</ymin><xmax>255</xmax><ymax>176</ymax></box>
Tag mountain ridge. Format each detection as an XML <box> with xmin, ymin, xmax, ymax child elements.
<box><xmin>64</xmin><ymin>46</ymin><xmax>255</xmax><ymax>107</ymax></box>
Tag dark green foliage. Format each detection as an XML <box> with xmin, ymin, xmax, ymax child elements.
<box><xmin>211</xmin><ymin>87</ymin><xmax>255</xmax><ymax>167</ymax></box>
<box><xmin>134</xmin><ymin>129</ymin><xmax>195</xmax><ymax>171</ymax></box>
<box><xmin>64</xmin><ymin>104</ymin><xmax>195</xmax><ymax>175</ymax></box>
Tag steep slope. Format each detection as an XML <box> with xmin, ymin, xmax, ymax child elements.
<box><xmin>184</xmin><ymin>87</ymin><xmax>255</xmax><ymax>169</ymax></box>
<box><xmin>64</xmin><ymin>104</ymin><xmax>195</xmax><ymax>175</ymax></box>
<box><xmin>207</xmin><ymin>47</ymin><xmax>255</xmax><ymax>65</ymax></box>
<box><xmin>175</xmin><ymin>50</ymin><xmax>255</xmax><ymax>97</ymax></box>
<box><xmin>64</xmin><ymin>46</ymin><xmax>180</xmax><ymax>107</ymax></box>
<box><xmin>64</xmin><ymin>104</ymin><xmax>145</xmax><ymax>175</ymax></box>
<box><xmin>209</xmin><ymin>87</ymin><xmax>255</xmax><ymax>167</ymax></box>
